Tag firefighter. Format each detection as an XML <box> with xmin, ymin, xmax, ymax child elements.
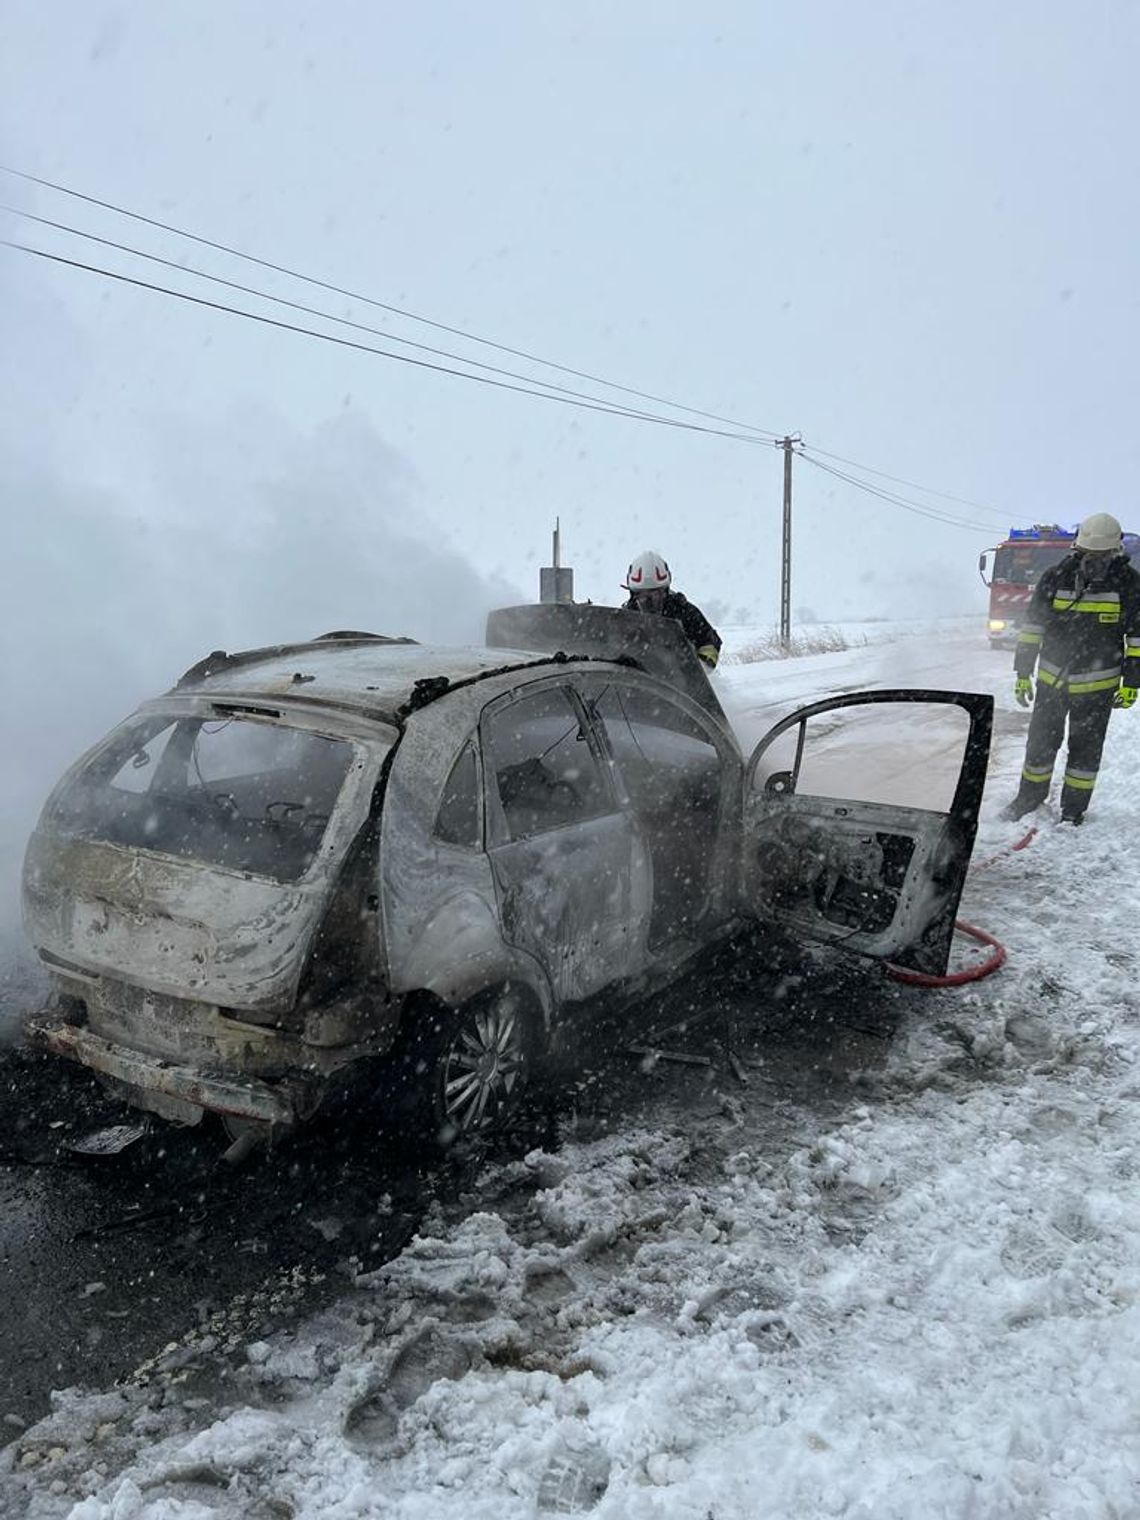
<box><xmin>1002</xmin><ymin>512</ymin><xmax>1140</xmax><ymax>825</ymax></box>
<box><xmin>621</xmin><ymin>550</ymin><xmax>722</xmax><ymax>668</ymax></box>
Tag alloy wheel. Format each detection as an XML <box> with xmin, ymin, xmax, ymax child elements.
<box><xmin>439</xmin><ymin>994</ymin><xmax>529</xmax><ymax>1134</ymax></box>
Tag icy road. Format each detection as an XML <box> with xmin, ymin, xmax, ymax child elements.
<box><xmin>3</xmin><ymin>621</ymin><xmax>1139</xmax><ymax>1520</ymax></box>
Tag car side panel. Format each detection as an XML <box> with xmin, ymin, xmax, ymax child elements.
<box><xmin>487</xmin><ymin>813</ymin><xmax>641</xmax><ymax>1005</ymax></box>
<box><xmin>393</xmin><ymin>887</ymin><xmax>553</xmax><ymax>1022</ymax></box>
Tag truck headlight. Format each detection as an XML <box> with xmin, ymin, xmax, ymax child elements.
<box><xmin>988</xmin><ymin>619</ymin><xmax>1008</xmax><ymax>632</ymax></box>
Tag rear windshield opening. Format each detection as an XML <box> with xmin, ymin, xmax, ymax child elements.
<box><xmin>50</xmin><ymin>715</ymin><xmax>356</xmax><ymax>882</ymax></box>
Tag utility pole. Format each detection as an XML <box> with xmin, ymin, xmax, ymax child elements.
<box><xmin>778</xmin><ymin>436</ymin><xmax>800</xmax><ymax>646</ymax></box>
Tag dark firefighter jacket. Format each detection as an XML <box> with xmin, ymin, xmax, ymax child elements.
<box><xmin>1014</xmin><ymin>551</ymin><xmax>1140</xmax><ymax>693</ymax></box>
<box><xmin>623</xmin><ymin>590</ymin><xmax>722</xmax><ymax>664</ymax></box>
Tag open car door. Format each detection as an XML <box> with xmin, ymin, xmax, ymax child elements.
<box><xmin>744</xmin><ymin>689</ymin><xmax>992</xmax><ymax>976</ymax></box>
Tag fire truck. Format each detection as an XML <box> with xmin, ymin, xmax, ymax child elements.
<box><xmin>979</xmin><ymin>524</ymin><xmax>1140</xmax><ymax>647</ymax></box>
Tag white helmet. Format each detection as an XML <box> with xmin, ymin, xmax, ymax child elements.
<box><xmin>623</xmin><ymin>550</ymin><xmax>671</xmax><ymax>593</ymax></box>
<box><xmin>1075</xmin><ymin>512</ymin><xmax>1123</xmax><ymax>553</ymax></box>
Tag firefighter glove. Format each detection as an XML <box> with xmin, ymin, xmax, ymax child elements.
<box><xmin>1014</xmin><ymin>676</ymin><xmax>1034</xmax><ymax>707</ymax></box>
<box><xmin>697</xmin><ymin>644</ymin><xmax>720</xmax><ymax>669</ymax></box>
<box><xmin>1113</xmin><ymin>685</ymin><xmax>1138</xmax><ymax>709</ymax></box>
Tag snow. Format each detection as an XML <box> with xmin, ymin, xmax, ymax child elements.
<box><xmin>5</xmin><ymin>622</ymin><xmax>1140</xmax><ymax>1519</ymax></box>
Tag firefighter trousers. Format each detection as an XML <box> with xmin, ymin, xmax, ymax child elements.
<box><xmin>1018</xmin><ymin>682</ymin><xmax>1116</xmax><ymax>817</ymax></box>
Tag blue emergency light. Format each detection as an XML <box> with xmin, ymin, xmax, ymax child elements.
<box><xmin>1007</xmin><ymin>524</ymin><xmax>1075</xmax><ymax>540</ymax></box>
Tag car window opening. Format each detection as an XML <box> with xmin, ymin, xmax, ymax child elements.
<box><xmin>435</xmin><ymin>744</ymin><xmax>481</xmax><ymax>848</ymax></box>
<box><xmin>487</xmin><ymin>689</ymin><xmax>613</xmax><ymax>841</ymax></box>
<box><xmin>593</xmin><ymin>684</ymin><xmax>725</xmax><ymax>948</ymax></box>
<box><xmin>50</xmin><ymin>715</ymin><xmax>356</xmax><ymax>883</ymax></box>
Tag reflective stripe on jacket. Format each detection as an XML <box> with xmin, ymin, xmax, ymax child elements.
<box><xmin>1014</xmin><ymin>551</ymin><xmax>1140</xmax><ymax>692</ymax></box>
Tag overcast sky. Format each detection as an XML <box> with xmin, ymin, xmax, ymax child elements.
<box><xmin>2</xmin><ymin>1</ymin><xmax>1139</xmax><ymax>925</ymax></box>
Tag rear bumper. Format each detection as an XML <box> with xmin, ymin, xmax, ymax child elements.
<box><xmin>24</xmin><ymin>1013</ymin><xmax>312</xmax><ymax>1127</ymax></box>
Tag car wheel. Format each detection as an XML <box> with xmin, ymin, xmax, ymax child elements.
<box><xmin>390</xmin><ymin>985</ymin><xmax>538</xmax><ymax>1148</ymax></box>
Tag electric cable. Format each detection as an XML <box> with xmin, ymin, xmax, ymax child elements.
<box><xmin>802</xmin><ymin>451</ymin><xmax>997</xmax><ymax>531</ymax></box>
<box><xmin>0</xmin><ymin>163</ymin><xmax>783</xmax><ymax>443</ymax></box>
<box><xmin>2</xmin><ymin>239</ymin><xmax>773</xmax><ymax>443</ymax></box>
<box><xmin>806</xmin><ymin>444</ymin><xmax>1023</xmax><ymax>527</ymax></box>
<box><xmin>2</xmin><ymin>204</ymin><xmax>741</xmax><ymax>429</ymax></box>
<box><xmin>800</xmin><ymin>450</ymin><xmax>1002</xmax><ymax>533</ymax></box>
<box><xmin>2</xmin><ymin>166</ymin><xmax>1028</xmax><ymax>524</ymax></box>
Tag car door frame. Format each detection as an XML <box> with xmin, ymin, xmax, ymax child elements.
<box><xmin>577</xmin><ymin>668</ymin><xmax>742</xmax><ymax>963</ymax></box>
<box><xmin>743</xmin><ymin>688</ymin><xmax>992</xmax><ymax>976</ymax></box>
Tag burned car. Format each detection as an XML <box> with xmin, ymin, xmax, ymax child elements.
<box><xmin>21</xmin><ymin>605</ymin><xmax>991</xmax><ymax>1143</ymax></box>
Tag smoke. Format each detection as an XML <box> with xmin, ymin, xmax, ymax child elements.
<box><xmin>136</xmin><ymin>403</ymin><xmax>522</xmax><ymax>650</ymax></box>
<box><xmin>0</xmin><ymin>404</ymin><xmax>521</xmax><ymax>1038</ymax></box>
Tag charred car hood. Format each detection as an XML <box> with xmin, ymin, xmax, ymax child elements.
<box><xmin>23</xmin><ymin>830</ymin><xmax>330</xmax><ymax>1011</ymax></box>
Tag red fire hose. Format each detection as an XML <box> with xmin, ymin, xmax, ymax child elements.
<box><xmin>883</xmin><ymin>826</ymin><xmax>1036</xmax><ymax>988</ymax></box>
<box><xmin>885</xmin><ymin>919</ymin><xmax>1007</xmax><ymax>987</ymax></box>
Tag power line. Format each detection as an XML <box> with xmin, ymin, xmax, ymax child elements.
<box><xmin>1</xmin><ymin>166</ymin><xmax>1028</xmax><ymax>530</ymax></box>
<box><xmin>5</xmin><ymin>234</ymin><xmax>1021</xmax><ymax>532</ymax></box>
<box><xmin>800</xmin><ymin>452</ymin><xmax>1003</xmax><ymax>534</ymax></box>
<box><xmin>803</xmin><ymin>453</ymin><xmax>994</xmax><ymax>531</ymax></box>
<box><xmin>3</xmin><ymin>203</ymin><xmax>724</xmax><ymax>429</ymax></box>
<box><xmin>807</xmin><ymin>457</ymin><xmax>1005</xmax><ymax>534</ymax></box>
<box><xmin>0</xmin><ymin>162</ymin><xmax>783</xmax><ymax>443</ymax></box>
<box><xmin>805</xmin><ymin>443</ymin><xmax>1023</xmax><ymax>526</ymax></box>
<box><xmin>2</xmin><ymin>239</ymin><xmax>775</xmax><ymax>444</ymax></box>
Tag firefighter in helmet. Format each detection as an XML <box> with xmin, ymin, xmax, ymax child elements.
<box><xmin>1002</xmin><ymin>512</ymin><xmax>1140</xmax><ymax>825</ymax></box>
<box><xmin>621</xmin><ymin>551</ymin><xmax>722</xmax><ymax>668</ymax></box>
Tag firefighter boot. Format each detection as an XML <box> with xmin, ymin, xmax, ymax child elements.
<box><xmin>1001</xmin><ymin>792</ymin><xmax>1041</xmax><ymax>822</ymax></box>
<box><xmin>1002</xmin><ymin>760</ymin><xmax>1054</xmax><ymax>822</ymax></box>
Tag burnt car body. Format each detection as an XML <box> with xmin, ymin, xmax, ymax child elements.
<box><xmin>21</xmin><ymin>606</ymin><xmax>992</xmax><ymax>1141</ymax></box>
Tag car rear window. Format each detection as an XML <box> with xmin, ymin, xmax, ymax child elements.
<box><xmin>49</xmin><ymin>713</ymin><xmax>358</xmax><ymax>882</ymax></box>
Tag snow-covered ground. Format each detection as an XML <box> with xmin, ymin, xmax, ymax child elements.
<box><xmin>5</xmin><ymin>624</ymin><xmax>1140</xmax><ymax>1520</ymax></box>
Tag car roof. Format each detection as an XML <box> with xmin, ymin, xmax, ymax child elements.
<box><xmin>487</xmin><ymin>605</ymin><xmax>730</xmax><ymax>728</ymax></box>
<box><xmin>166</xmin><ymin>605</ymin><xmax>732</xmax><ymax>733</ymax></box>
<box><xmin>168</xmin><ymin>633</ymin><xmax>608</xmax><ymax>726</ymax></box>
